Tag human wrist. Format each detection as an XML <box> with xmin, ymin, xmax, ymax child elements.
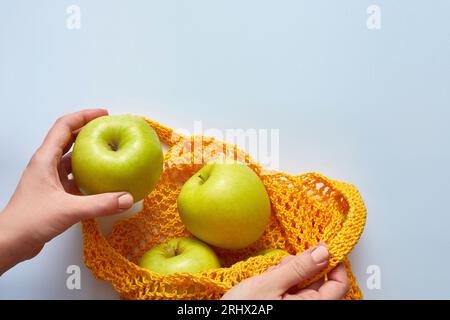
<box><xmin>0</xmin><ymin>208</ymin><xmax>43</xmax><ymax>275</ymax></box>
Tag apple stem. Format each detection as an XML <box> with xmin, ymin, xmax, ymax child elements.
<box><xmin>166</xmin><ymin>247</ymin><xmax>176</xmax><ymax>257</ymax></box>
<box><xmin>198</xmin><ymin>174</ymin><xmax>206</xmax><ymax>183</ymax></box>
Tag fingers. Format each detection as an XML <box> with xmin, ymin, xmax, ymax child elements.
<box><xmin>61</xmin><ymin>131</ymin><xmax>77</xmax><ymax>156</ymax></box>
<box><xmin>60</xmin><ymin>152</ymin><xmax>72</xmax><ymax>174</ymax></box>
<box><xmin>69</xmin><ymin>192</ymin><xmax>134</xmax><ymax>220</ymax></box>
<box><xmin>57</xmin><ymin>153</ymin><xmax>71</xmax><ymax>191</ymax></box>
<box><xmin>267</xmin><ymin>255</ymin><xmax>295</xmax><ymax>272</ymax></box>
<box><xmin>58</xmin><ymin>153</ymin><xmax>80</xmax><ymax>194</ymax></box>
<box><xmin>264</xmin><ymin>244</ymin><xmax>329</xmax><ymax>293</ymax></box>
<box><xmin>278</xmin><ymin>255</ymin><xmax>295</xmax><ymax>266</ymax></box>
<box><xmin>306</xmin><ymin>277</ymin><xmax>325</xmax><ymax>291</ymax></box>
<box><xmin>40</xmin><ymin>109</ymin><xmax>108</xmax><ymax>162</ymax></box>
<box><xmin>282</xmin><ymin>264</ymin><xmax>348</xmax><ymax>300</ymax></box>
<box><xmin>317</xmin><ymin>263</ymin><xmax>349</xmax><ymax>299</ymax></box>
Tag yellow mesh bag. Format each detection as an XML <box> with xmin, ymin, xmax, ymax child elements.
<box><xmin>82</xmin><ymin>117</ymin><xmax>367</xmax><ymax>300</ymax></box>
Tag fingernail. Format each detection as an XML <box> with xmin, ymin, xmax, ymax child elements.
<box><xmin>311</xmin><ymin>246</ymin><xmax>329</xmax><ymax>264</ymax></box>
<box><xmin>118</xmin><ymin>193</ymin><xmax>133</xmax><ymax>209</ymax></box>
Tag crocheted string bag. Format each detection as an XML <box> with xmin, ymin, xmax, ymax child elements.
<box><xmin>82</xmin><ymin>117</ymin><xmax>367</xmax><ymax>300</ymax></box>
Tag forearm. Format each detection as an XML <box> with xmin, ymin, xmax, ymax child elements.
<box><xmin>0</xmin><ymin>208</ymin><xmax>41</xmax><ymax>275</ymax></box>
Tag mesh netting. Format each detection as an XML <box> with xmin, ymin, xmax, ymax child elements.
<box><xmin>82</xmin><ymin>117</ymin><xmax>366</xmax><ymax>299</ymax></box>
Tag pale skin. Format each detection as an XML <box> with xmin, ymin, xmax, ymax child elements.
<box><xmin>0</xmin><ymin>109</ymin><xmax>349</xmax><ymax>300</ymax></box>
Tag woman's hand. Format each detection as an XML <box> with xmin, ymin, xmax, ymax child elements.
<box><xmin>222</xmin><ymin>244</ymin><xmax>349</xmax><ymax>300</ymax></box>
<box><xmin>0</xmin><ymin>109</ymin><xmax>134</xmax><ymax>275</ymax></box>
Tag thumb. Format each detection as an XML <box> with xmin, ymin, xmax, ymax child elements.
<box><xmin>265</xmin><ymin>244</ymin><xmax>329</xmax><ymax>293</ymax></box>
<box><xmin>71</xmin><ymin>192</ymin><xmax>134</xmax><ymax>219</ymax></box>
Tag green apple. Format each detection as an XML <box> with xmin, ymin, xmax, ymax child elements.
<box><xmin>139</xmin><ymin>237</ymin><xmax>221</xmax><ymax>274</ymax></box>
<box><xmin>72</xmin><ymin>115</ymin><xmax>163</xmax><ymax>202</ymax></box>
<box><xmin>177</xmin><ymin>159</ymin><xmax>271</xmax><ymax>249</ymax></box>
<box><xmin>251</xmin><ymin>248</ymin><xmax>289</xmax><ymax>257</ymax></box>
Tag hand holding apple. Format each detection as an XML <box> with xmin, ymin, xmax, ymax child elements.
<box><xmin>72</xmin><ymin>115</ymin><xmax>163</xmax><ymax>202</ymax></box>
<box><xmin>0</xmin><ymin>109</ymin><xmax>139</xmax><ymax>275</ymax></box>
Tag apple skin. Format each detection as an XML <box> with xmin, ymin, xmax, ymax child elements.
<box><xmin>72</xmin><ymin>115</ymin><xmax>163</xmax><ymax>202</ymax></box>
<box><xmin>139</xmin><ymin>237</ymin><xmax>221</xmax><ymax>274</ymax></box>
<box><xmin>251</xmin><ymin>248</ymin><xmax>289</xmax><ymax>257</ymax></box>
<box><xmin>177</xmin><ymin>159</ymin><xmax>271</xmax><ymax>249</ymax></box>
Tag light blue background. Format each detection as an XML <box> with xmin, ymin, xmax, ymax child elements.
<box><xmin>0</xmin><ymin>0</ymin><xmax>449</xmax><ymax>299</ymax></box>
